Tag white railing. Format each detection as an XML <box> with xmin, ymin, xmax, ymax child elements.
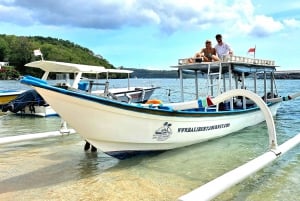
<box><xmin>178</xmin><ymin>56</ymin><xmax>275</xmax><ymax>66</ymax></box>
<box><xmin>227</xmin><ymin>55</ymin><xmax>275</xmax><ymax>66</ymax></box>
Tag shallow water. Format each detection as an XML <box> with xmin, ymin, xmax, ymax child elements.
<box><xmin>0</xmin><ymin>79</ymin><xmax>300</xmax><ymax>201</ymax></box>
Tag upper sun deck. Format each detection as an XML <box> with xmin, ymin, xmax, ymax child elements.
<box><xmin>171</xmin><ymin>55</ymin><xmax>277</xmax><ymax>74</ymax></box>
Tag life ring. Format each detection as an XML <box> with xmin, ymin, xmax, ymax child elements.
<box><xmin>146</xmin><ymin>99</ymin><xmax>162</xmax><ymax>104</ymax></box>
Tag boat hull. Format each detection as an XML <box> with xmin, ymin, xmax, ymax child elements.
<box><xmin>16</xmin><ymin>105</ymin><xmax>57</xmax><ymax>117</ymax></box>
<box><xmin>31</xmin><ymin>86</ymin><xmax>280</xmax><ymax>154</ymax></box>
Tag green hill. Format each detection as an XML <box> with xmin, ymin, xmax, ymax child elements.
<box><xmin>0</xmin><ymin>34</ymin><xmax>114</xmax><ymax>78</ymax></box>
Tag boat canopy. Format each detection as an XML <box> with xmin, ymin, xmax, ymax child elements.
<box><xmin>25</xmin><ymin>60</ymin><xmax>133</xmax><ymax>89</ymax></box>
<box><xmin>25</xmin><ymin>60</ymin><xmax>133</xmax><ymax>74</ymax></box>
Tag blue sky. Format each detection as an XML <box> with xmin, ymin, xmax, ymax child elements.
<box><xmin>0</xmin><ymin>0</ymin><xmax>299</xmax><ymax>70</ymax></box>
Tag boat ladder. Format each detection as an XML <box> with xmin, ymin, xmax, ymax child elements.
<box><xmin>206</xmin><ymin>62</ymin><xmax>223</xmax><ymax>111</ymax></box>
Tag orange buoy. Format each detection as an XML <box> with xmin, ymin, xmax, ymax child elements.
<box><xmin>145</xmin><ymin>99</ymin><xmax>162</xmax><ymax>104</ymax></box>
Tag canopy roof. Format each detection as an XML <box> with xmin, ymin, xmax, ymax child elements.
<box><xmin>25</xmin><ymin>60</ymin><xmax>133</xmax><ymax>74</ymax></box>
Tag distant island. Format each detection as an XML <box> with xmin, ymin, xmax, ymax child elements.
<box><xmin>126</xmin><ymin>68</ymin><xmax>179</xmax><ymax>79</ymax></box>
<box><xmin>273</xmin><ymin>71</ymin><xmax>300</xmax><ymax>79</ymax></box>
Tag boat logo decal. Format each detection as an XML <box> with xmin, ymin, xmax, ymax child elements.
<box><xmin>153</xmin><ymin>122</ymin><xmax>172</xmax><ymax>141</ymax></box>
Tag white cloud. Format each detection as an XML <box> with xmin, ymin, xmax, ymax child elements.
<box><xmin>283</xmin><ymin>18</ymin><xmax>300</xmax><ymax>28</ymax></box>
<box><xmin>0</xmin><ymin>4</ymin><xmax>33</xmax><ymax>25</ymax></box>
<box><xmin>0</xmin><ymin>0</ymin><xmax>289</xmax><ymax>37</ymax></box>
<box><xmin>248</xmin><ymin>15</ymin><xmax>284</xmax><ymax>37</ymax></box>
<box><xmin>139</xmin><ymin>9</ymin><xmax>161</xmax><ymax>24</ymax></box>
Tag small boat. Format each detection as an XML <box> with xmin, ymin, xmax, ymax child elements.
<box><xmin>20</xmin><ymin>55</ymin><xmax>300</xmax><ymax>158</ymax></box>
<box><xmin>4</xmin><ymin>60</ymin><xmax>158</xmax><ymax>117</ymax></box>
<box><xmin>0</xmin><ymin>89</ymin><xmax>25</xmax><ymax>107</ymax></box>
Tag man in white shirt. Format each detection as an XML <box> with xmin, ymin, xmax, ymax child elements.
<box><xmin>215</xmin><ymin>34</ymin><xmax>233</xmax><ymax>59</ymax></box>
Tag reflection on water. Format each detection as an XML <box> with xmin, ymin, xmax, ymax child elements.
<box><xmin>0</xmin><ymin>79</ymin><xmax>300</xmax><ymax>201</ymax></box>
<box><xmin>76</xmin><ymin>152</ymin><xmax>119</xmax><ymax>178</ymax></box>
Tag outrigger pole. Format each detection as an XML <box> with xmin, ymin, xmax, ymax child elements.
<box><xmin>0</xmin><ymin>121</ymin><xmax>75</xmax><ymax>145</ymax></box>
<box><xmin>178</xmin><ymin>89</ymin><xmax>300</xmax><ymax>201</ymax></box>
<box><xmin>179</xmin><ymin>133</ymin><xmax>300</xmax><ymax>201</ymax></box>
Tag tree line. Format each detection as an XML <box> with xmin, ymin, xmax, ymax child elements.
<box><xmin>0</xmin><ymin>34</ymin><xmax>115</xmax><ymax>79</ymax></box>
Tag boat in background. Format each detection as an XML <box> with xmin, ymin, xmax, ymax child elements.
<box><xmin>0</xmin><ymin>89</ymin><xmax>26</xmax><ymax>111</ymax></box>
<box><xmin>3</xmin><ymin>60</ymin><xmax>158</xmax><ymax>117</ymax></box>
<box><xmin>20</xmin><ymin>55</ymin><xmax>300</xmax><ymax>159</ymax></box>
<box><xmin>0</xmin><ymin>89</ymin><xmax>25</xmax><ymax>105</ymax></box>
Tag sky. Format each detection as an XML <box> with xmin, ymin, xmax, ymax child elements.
<box><xmin>0</xmin><ymin>0</ymin><xmax>300</xmax><ymax>70</ymax></box>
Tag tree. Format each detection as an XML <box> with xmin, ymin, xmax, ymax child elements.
<box><xmin>0</xmin><ymin>38</ymin><xmax>9</xmax><ymax>61</ymax></box>
<box><xmin>9</xmin><ymin>37</ymin><xmax>33</xmax><ymax>73</ymax></box>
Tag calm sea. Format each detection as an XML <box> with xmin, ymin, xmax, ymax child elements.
<box><xmin>0</xmin><ymin>78</ymin><xmax>300</xmax><ymax>201</ymax></box>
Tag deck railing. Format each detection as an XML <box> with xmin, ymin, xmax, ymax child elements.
<box><xmin>226</xmin><ymin>55</ymin><xmax>275</xmax><ymax>66</ymax></box>
<box><xmin>178</xmin><ymin>56</ymin><xmax>275</xmax><ymax>66</ymax></box>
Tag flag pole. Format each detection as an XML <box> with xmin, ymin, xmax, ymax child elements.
<box><xmin>254</xmin><ymin>45</ymin><xmax>256</xmax><ymax>59</ymax></box>
<box><xmin>39</xmin><ymin>48</ymin><xmax>44</xmax><ymax>61</ymax></box>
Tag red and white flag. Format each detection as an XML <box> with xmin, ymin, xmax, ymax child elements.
<box><xmin>247</xmin><ymin>47</ymin><xmax>256</xmax><ymax>53</ymax></box>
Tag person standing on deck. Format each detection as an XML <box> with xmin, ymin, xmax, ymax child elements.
<box><xmin>215</xmin><ymin>34</ymin><xmax>233</xmax><ymax>59</ymax></box>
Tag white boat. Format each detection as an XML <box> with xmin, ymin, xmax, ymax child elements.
<box><xmin>4</xmin><ymin>60</ymin><xmax>158</xmax><ymax>117</ymax></box>
<box><xmin>20</xmin><ymin>56</ymin><xmax>299</xmax><ymax>158</ymax></box>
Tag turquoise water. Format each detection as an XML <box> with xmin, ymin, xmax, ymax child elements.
<box><xmin>0</xmin><ymin>79</ymin><xmax>300</xmax><ymax>201</ymax></box>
